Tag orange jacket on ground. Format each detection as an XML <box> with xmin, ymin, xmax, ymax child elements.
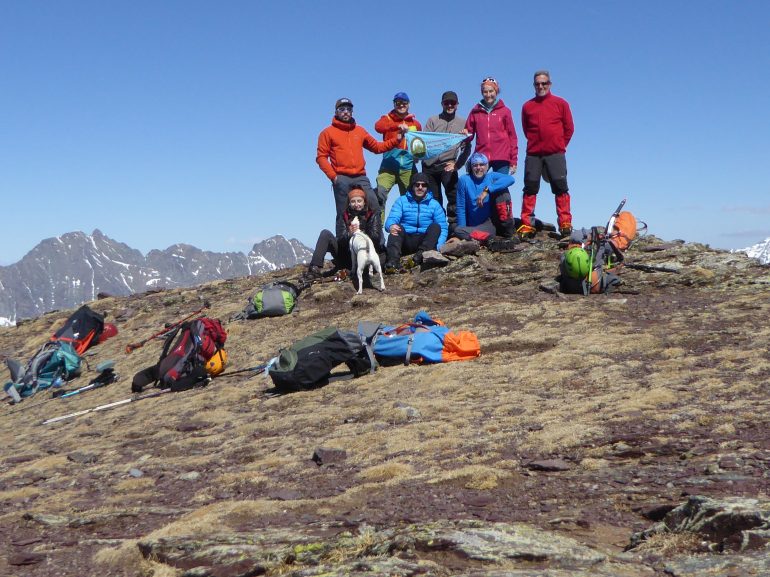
<box><xmin>316</xmin><ymin>118</ymin><xmax>399</xmax><ymax>181</ymax></box>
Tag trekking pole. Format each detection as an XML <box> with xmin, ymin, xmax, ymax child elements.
<box><xmin>605</xmin><ymin>198</ymin><xmax>626</xmax><ymax>238</ymax></box>
<box><xmin>52</xmin><ymin>369</ymin><xmax>119</xmax><ymax>399</ymax></box>
<box><xmin>41</xmin><ymin>388</ymin><xmax>172</xmax><ymax>425</ymax></box>
<box><xmin>216</xmin><ymin>363</ymin><xmax>269</xmax><ymax>379</ymax></box>
<box><xmin>125</xmin><ymin>301</ymin><xmax>210</xmax><ymax>354</ymax></box>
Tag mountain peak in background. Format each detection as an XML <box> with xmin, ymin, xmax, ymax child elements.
<box><xmin>736</xmin><ymin>237</ymin><xmax>770</xmax><ymax>264</ymax></box>
<box><xmin>0</xmin><ymin>230</ymin><xmax>310</xmax><ymax>322</ymax></box>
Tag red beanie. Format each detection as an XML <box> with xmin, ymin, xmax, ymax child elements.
<box><xmin>348</xmin><ymin>187</ymin><xmax>366</xmax><ymax>203</ymax></box>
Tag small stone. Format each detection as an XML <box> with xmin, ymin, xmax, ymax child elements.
<box><xmin>67</xmin><ymin>452</ymin><xmax>98</xmax><ymax>464</ymax></box>
<box><xmin>179</xmin><ymin>471</ymin><xmax>201</xmax><ymax>481</ymax></box>
<box><xmin>525</xmin><ymin>459</ymin><xmax>571</xmax><ymax>472</ymax></box>
<box><xmin>312</xmin><ymin>447</ymin><xmax>347</xmax><ymax>466</ymax></box>
<box><xmin>128</xmin><ymin>468</ymin><xmax>144</xmax><ymax>478</ymax></box>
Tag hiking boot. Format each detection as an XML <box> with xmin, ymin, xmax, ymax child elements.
<box><xmin>517</xmin><ymin>224</ymin><xmax>537</xmax><ymax>240</ymax></box>
<box><xmin>306</xmin><ymin>265</ymin><xmax>323</xmax><ymax>280</ymax></box>
<box><xmin>384</xmin><ymin>264</ymin><xmax>400</xmax><ymax>275</ymax></box>
<box><xmin>559</xmin><ymin>225</ymin><xmax>573</xmax><ymax>238</ymax></box>
<box><xmin>421</xmin><ymin>250</ymin><xmax>450</xmax><ymax>267</ymax></box>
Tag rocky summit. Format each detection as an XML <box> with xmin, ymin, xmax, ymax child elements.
<box><xmin>0</xmin><ymin>231</ymin><xmax>768</xmax><ymax>577</ymax></box>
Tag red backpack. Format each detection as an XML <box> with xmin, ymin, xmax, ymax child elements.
<box><xmin>131</xmin><ymin>318</ymin><xmax>227</xmax><ymax>393</ymax></box>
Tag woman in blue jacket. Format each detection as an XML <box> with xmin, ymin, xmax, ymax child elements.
<box><xmin>384</xmin><ymin>172</ymin><xmax>448</xmax><ymax>272</ymax></box>
<box><xmin>455</xmin><ymin>152</ymin><xmax>515</xmax><ymax>242</ymax></box>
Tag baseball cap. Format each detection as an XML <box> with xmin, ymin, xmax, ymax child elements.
<box><xmin>441</xmin><ymin>91</ymin><xmax>458</xmax><ymax>102</ymax></box>
<box><xmin>335</xmin><ymin>97</ymin><xmax>353</xmax><ymax>109</ymax></box>
<box><xmin>393</xmin><ymin>92</ymin><xmax>410</xmax><ymax>102</ymax></box>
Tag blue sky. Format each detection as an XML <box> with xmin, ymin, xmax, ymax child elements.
<box><xmin>1</xmin><ymin>0</ymin><xmax>769</xmax><ymax>264</ymax></box>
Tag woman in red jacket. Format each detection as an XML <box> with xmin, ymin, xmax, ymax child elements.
<box><xmin>464</xmin><ymin>77</ymin><xmax>518</xmax><ymax>176</ymax></box>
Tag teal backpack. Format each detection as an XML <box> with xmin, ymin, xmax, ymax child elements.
<box><xmin>4</xmin><ymin>341</ymin><xmax>82</xmax><ymax>402</ymax></box>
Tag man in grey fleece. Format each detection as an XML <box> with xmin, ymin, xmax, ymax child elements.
<box><xmin>421</xmin><ymin>90</ymin><xmax>471</xmax><ymax>229</ymax></box>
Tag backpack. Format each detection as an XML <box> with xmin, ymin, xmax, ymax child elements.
<box><xmin>367</xmin><ymin>311</ymin><xmax>481</xmax><ymax>365</ymax></box>
<box><xmin>4</xmin><ymin>341</ymin><xmax>82</xmax><ymax>402</ymax></box>
<box><xmin>268</xmin><ymin>326</ymin><xmax>377</xmax><ymax>392</ymax></box>
<box><xmin>131</xmin><ymin>317</ymin><xmax>227</xmax><ymax>393</ymax></box>
<box><xmin>50</xmin><ymin>305</ymin><xmax>105</xmax><ymax>355</ymax></box>
<box><xmin>234</xmin><ymin>281</ymin><xmax>302</xmax><ymax>320</ymax></box>
<box><xmin>559</xmin><ymin>219</ymin><xmax>635</xmax><ymax>295</ymax></box>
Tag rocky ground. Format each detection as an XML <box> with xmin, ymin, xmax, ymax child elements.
<box><xmin>0</xmin><ymin>231</ymin><xmax>768</xmax><ymax>576</ymax></box>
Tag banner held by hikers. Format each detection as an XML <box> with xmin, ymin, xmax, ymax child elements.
<box><xmin>405</xmin><ymin>131</ymin><xmax>467</xmax><ymax>161</ymax></box>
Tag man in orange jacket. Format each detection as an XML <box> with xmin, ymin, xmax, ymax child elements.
<box><xmin>317</xmin><ymin>97</ymin><xmax>402</xmax><ymax>237</ymax></box>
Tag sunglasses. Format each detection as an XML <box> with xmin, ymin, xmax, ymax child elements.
<box><xmin>413</xmin><ymin>182</ymin><xmax>428</xmax><ymax>188</ymax></box>
<box><xmin>471</xmin><ymin>163</ymin><xmax>487</xmax><ymax>168</ymax></box>
<box><xmin>394</xmin><ymin>100</ymin><xmax>409</xmax><ymax>106</ymax></box>
<box><xmin>482</xmin><ymin>77</ymin><xmax>497</xmax><ymax>83</ymax></box>
<box><xmin>336</xmin><ymin>105</ymin><xmax>353</xmax><ymax>112</ymax></box>
<box><xmin>534</xmin><ymin>81</ymin><xmax>551</xmax><ymax>87</ymax></box>
<box><xmin>442</xmin><ymin>100</ymin><xmax>457</xmax><ymax>106</ymax></box>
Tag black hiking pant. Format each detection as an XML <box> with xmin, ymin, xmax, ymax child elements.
<box><xmin>385</xmin><ymin>223</ymin><xmax>441</xmax><ymax>267</ymax></box>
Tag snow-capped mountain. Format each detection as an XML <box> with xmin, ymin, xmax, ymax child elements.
<box><xmin>736</xmin><ymin>237</ymin><xmax>770</xmax><ymax>265</ymax></box>
<box><xmin>0</xmin><ymin>230</ymin><xmax>311</xmax><ymax>322</ymax></box>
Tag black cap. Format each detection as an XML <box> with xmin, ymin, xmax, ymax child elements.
<box><xmin>335</xmin><ymin>97</ymin><xmax>353</xmax><ymax>109</ymax></box>
<box><xmin>441</xmin><ymin>91</ymin><xmax>458</xmax><ymax>102</ymax></box>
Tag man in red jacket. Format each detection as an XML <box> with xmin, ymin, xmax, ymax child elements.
<box><xmin>519</xmin><ymin>71</ymin><xmax>575</xmax><ymax>239</ymax></box>
<box><xmin>317</xmin><ymin>98</ymin><xmax>401</xmax><ymax>237</ymax></box>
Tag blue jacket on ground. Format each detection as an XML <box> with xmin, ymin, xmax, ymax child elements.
<box><xmin>385</xmin><ymin>190</ymin><xmax>448</xmax><ymax>248</ymax></box>
<box><xmin>456</xmin><ymin>171</ymin><xmax>515</xmax><ymax>227</ymax></box>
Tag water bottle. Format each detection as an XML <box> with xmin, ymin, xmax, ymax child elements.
<box><xmin>52</xmin><ymin>377</ymin><xmax>64</xmax><ymax>388</ymax></box>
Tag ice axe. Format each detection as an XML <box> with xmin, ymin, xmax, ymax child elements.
<box><xmin>125</xmin><ymin>301</ymin><xmax>210</xmax><ymax>354</ymax></box>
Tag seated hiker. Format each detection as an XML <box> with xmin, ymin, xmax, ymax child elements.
<box><xmin>383</xmin><ymin>172</ymin><xmax>448</xmax><ymax>273</ymax></box>
<box><xmin>306</xmin><ymin>186</ymin><xmax>383</xmax><ymax>278</ymax></box>
<box><xmin>454</xmin><ymin>152</ymin><xmax>516</xmax><ymax>243</ymax></box>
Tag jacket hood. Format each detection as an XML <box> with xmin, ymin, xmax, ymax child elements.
<box><xmin>331</xmin><ymin>117</ymin><xmax>357</xmax><ymax>130</ymax></box>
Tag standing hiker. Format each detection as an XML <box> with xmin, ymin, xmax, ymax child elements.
<box><xmin>464</xmin><ymin>77</ymin><xmax>518</xmax><ymax>177</ymax></box>
<box><xmin>421</xmin><ymin>90</ymin><xmax>471</xmax><ymax>230</ymax></box>
<box><xmin>306</xmin><ymin>186</ymin><xmax>383</xmax><ymax>278</ymax></box>
<box><xmin>374</xmin><ymin>92</ymin><xmax>421</xmax><ymax>218</ymax></box>
<box><xmin>316</xmin><ymin>97</ymin><xmax>402</xmax><ymax>237</ymax></box>
<box><xmin>519</xmin><ymin>70</ymin><xmax>575</xmax><ymax>240</ymax></box>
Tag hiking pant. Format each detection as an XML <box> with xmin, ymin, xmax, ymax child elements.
<box><xmin>311</xmin><ymin>229</ymin><xmax>384</xmax><ymax>271</ymax></box>
<box><xmin>521</xmin><ymin>153</ymin><xmax>571</xmax><ymax>228</ymax></box>
<box><xmin>422</xmin><ymin>163</ymin><xmax>457</xmax><ymax>225</ymax></box>
<box><xmin>332</xmin><ymin>175</ymin><xmax>379</xmax><ymax>238</ymax></box>
<box><xmin>386</xmin><ymin>223</ymin><xmax>441</xmax><ymax>267</ymax></box>
<box><xmin>376</xmin><ymin>168</ymin><xmax>413</xmax><ymax>221</ymax></box>
<box><xmin>453</xmin><ymin>219</ymin><xmax>496</xmax><ymax>244</ymax></box>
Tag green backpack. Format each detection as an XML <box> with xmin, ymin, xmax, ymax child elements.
<box><xmin>236</xmin><ymin>281</ymin><xmax>301</xmax><ymax>320</ymax></box>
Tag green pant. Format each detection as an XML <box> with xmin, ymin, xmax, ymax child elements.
<box><xmin>376</xmin><ymin>168</ymin><xmax>413</xmax><ymax>222</ymax></box>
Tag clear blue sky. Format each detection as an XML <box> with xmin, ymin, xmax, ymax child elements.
<box><xmin>2</xmin><ymin>0</ymin><xmax>769</xmax><ymax>264</ymax></box>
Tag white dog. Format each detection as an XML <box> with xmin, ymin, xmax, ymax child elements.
<box><xmin>349</xmin><ymin>217</ymin><xmax>385</xmax><ymax>294</ymax></box>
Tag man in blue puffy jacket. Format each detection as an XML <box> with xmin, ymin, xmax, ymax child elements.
<box><xmin>384</xmin><ymin>172</ymin><xmax>448</xmax><ymax>273</ymax></box>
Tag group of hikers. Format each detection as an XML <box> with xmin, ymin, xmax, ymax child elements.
<box><xmin>311</xmin><ymin>70</ymin><xmax>575</xmax><ymax>278</ymax></box>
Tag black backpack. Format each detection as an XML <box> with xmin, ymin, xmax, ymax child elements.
<box><xmin>268</xmin><ymin>326</ymin><xmax>378</xmax><ymax>392</ymax></box>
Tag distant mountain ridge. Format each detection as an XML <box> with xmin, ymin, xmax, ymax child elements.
<box><xmin>0</xmin><ymin>230</ymin><xmax>311</xmax><ymax>322</ymax></box>
<box><xmin>736</xmin><ymin>237</ymin><xmax>770</xmax><ymax>264</ymax></box>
